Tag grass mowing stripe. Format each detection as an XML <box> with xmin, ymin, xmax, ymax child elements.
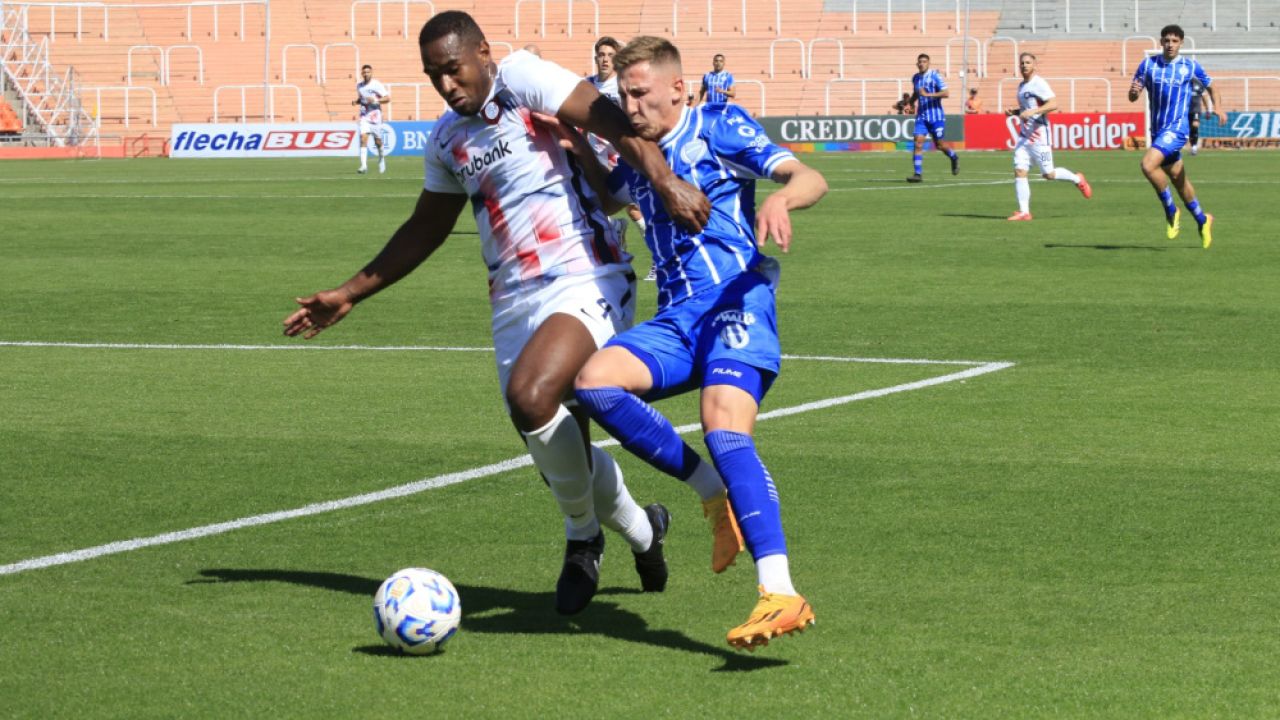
<box><xmin>0</xmin><ymin>358</ymin><xmax>1014</xmax><ymax>577</ymax></box>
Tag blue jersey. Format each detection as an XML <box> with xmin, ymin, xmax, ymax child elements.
<box><xmin>608</xmin><ymin>104</ymin><xmax>795</xmax><ymax>310</ymax></box>
<box><xmin>912</xmin><ymin>69</ymin><xmax>947</xmax><ymax>124</ymax></box>
<box><xmin>1133</xmin><ymin>54</ymin><xmax>1212</xmax><ymax>135</ymax></box>
<box><xmin>702</xmin><ymin>71</ymin><xmax>734</xmax><ymax>103</ymax></box>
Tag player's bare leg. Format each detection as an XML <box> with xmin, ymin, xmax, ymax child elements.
<box><xmin>1141</xmin><ymin>148</ymin><xmax>1181</xmax><ymax>238</ymax></box>
<box><xmin>509</xmin><ymin>314</ymin><xmax>660</xmax><ymax>614</ymax></box>
<box><xmin>374</xmin><ymin>134</ymin><xmax>387</xmax><ymax>174</ymax></box>
<box><xmin>700</xmin><ymin>384</ymin><xmax>813</xmax><ymax>650</ymax></box>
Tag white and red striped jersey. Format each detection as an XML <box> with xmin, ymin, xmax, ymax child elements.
<box><xmin>1016</xmin><ymin>75</ymin><xmax>1055</xmax><ymax>141</ymax></box>
<box><xmin>424</xmin><ymin>50</ymin><xmax>629</xmax><ymax>305</ymax></box>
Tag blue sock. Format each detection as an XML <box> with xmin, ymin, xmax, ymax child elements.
<box><xmin>913</xmin><ymin>154</ymin><xmax>923</xmax><ymax>175</ymax></box>
<box><xmin>1186</xmin><ymin>198</ymin><xmax>1208</xmax><ymax>226</ymax></box>
<box><xmin>575</xmin><ymin>387</ymin><xmax>700</xmax><ymax>480</ymax></box>
<box><xmin>944</xmin><ymin>149</ymin><xmax>957</xmax><ymax>160</ymax></box>
<box><xmin>704</xmin><ymin>430</ymin><xmax>786</xmax><ymax>560</ymax></box>
<box><xmin>1157</xmin><ymin>189</ymin><xmax>1178</xmax><ymax>222</ymax></box>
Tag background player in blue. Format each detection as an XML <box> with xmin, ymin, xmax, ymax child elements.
<box><xmin>563</xmin><ymin>36</ymin><xmax>829</xmax><ymax>650</ymax></box>
<box><xmin>906</xmin><ymin>53</ymin><xmax>959</xmax><ymax>183</ymax></box>
<box><xmin>697</xmin><ymin>53</ymin><xmax>735</xmax><ymax>105</ymax></box>
<box><xmin>1129</xmin><ymin>24</ymin><xmax>1227</xmax><ymax>248</ymax></box>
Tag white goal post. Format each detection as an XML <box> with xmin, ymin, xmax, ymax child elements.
<box><xmin>1140</xmin><ymin>48</ymin><xmax>1280</xmax><ymax>151</ymax></box>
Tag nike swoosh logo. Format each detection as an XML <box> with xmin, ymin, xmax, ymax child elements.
<box><xmin>437</xmin><ymin>132</ymin><xmax>459</xmax><ymax>149</ymax></box>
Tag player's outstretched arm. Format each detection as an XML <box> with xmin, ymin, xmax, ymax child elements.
<box><xmin>283</xmin><ymin>190</ymin><xmax>466</xmax><ymax>339</ymax></box>
<box><xmin>557</xmin><ymin>81</ymin><xmax>710</xmax><ymax>232</ymax></box>
<box><xmin>1206</xmin><ymin>85</ymin><xmax>1227</xmax><ymax>124</ymax></box>
<box><xmin>754</xmin><ymin>159</ymin><xmax>829</xmax><ymax>254</ymax></box>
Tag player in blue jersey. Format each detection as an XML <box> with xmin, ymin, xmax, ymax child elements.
<box><xmin>559</xmin><ymin>36</ymin><xmax>829</xmax><ymax>650</ymax></box>
<box><xmin>906</xmin><ymin>53</ymin><xmax>959</xmax><ymax>182</ymax></box>
<box><xmin>1129</xmin><ymin>24</ymin><xmax>1227</xmax><ymax>248</ymax></box>
<box><xmin>697</xmin><ymin>53</ymin><xmax>735</xmax><ymax>105</ymax></box>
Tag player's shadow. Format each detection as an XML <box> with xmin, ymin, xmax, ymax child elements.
<box><xmin>941</xmin><ymin>212</ymin><xmax>1015</xmax><ymax>221</ymax></box>
<box><xmin>1042</xmin><ymin>242</ymin><xmax>1178</xmax><ymax>251</ymax></box>
<box><xmin>191</xmin><ymin>568</ymin><xmax>786</xmax><ymax>673</ymax></box>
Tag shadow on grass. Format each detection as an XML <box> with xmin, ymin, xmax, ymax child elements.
<box><xmin>1042</xmin><ymin>243</ymin><xmax>1182</xmax><ymax>251</ymax></box>
<box><xmin>191</xmin><ymin>568</ymin><xmax>785</xmax><ymax>673</ymax></box>
<box><xmin>941</xmin><ymin>213</ymin><xmax>1016</xmax><ymax>221</ymax></box>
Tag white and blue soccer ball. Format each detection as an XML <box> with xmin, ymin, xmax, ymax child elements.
<box><xmin>373</xmin><ymin>568</ymin><xmax>461</xmax><ymax>655</ymax></box>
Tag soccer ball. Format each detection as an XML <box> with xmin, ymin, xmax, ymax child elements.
<box><xmin>373</xmin><ymin>568</ymin><xmax>461</xmax><ymax>655</ymax></box>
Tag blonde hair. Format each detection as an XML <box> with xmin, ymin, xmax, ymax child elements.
<box><xmin>614</xmin><ymin>36</ymin><xmax>683</xmax><ymax>74</ymax></box>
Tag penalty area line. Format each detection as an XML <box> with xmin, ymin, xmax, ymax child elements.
<box><xmin>0</xmin><ymin>357</ymin><xmax>1014</xmax><ymax>577</ymax></box>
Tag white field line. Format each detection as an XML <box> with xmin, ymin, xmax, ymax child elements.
<box><xmin>0</xmin><ymin>347</ymin><xmax>1014</xmax><ymax>577</ymax></box>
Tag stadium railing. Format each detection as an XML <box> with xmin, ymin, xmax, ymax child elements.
<box><xmin>808</xmin><ymin>37</ymin><xmax>844</xmax><ymax>78</ymax></box>
<box><xmin>86</xmin><ymin>84</ymin><xmax>157</xmax><ymax>126</ymax></box>
<box><xmin>349</xmin><ymin>0</ymin><xmax>433</xmax><ymax>40</ymax></box>
<box><xmin>825</xmin><ymin>77</ymin><xmax>906</xmax><ymax>115</ymax></box>
<box><xmin>514</xmin><ymin>0</ymin><xmax>598</xmax><ymax>38</ymax></box>
<box><xmin>212</xmin><ymin>83</ymin><xmax>300</xmax><ymax>123</ymax></box>
<box><xmin>846</xmin><ymin>0</ymin><xmax>965</xmax><ymax>35</ymax></box>
<box><xmin>945</xmin><ymin>34</ymin><xmax>983</xmax><ymax>76</ymax></box>
<box><xmin>768</xmin><ymin>37</ymin><xmax>805</xmax><ymax>78</ymax></box>
<box><xmin>281</xmin><ymin>43</ymin><xmax>319</xmax><ymax>85</ymax></box>
<box><xmin>671</xmin><ymin>0</ymin><xmax>782</xmax><ymax>37</ymax></box>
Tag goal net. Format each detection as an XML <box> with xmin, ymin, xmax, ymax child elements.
<box><xmin>1144</xmin><ymin>48</ymin><xmax>1280</xmax><ymax>151</ymax></box>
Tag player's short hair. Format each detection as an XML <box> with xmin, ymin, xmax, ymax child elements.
<box><xmin>419</xmin><ymin>10</ymin><xmax>486</xmax><ymax>48</ymax></box>
<box><xmin>713</xmin><ymin>53</ymin><xmax>725</xmax><ymax>61</ymax></box>
<box><xmin>917</xmin><ymin>53</ymin><xmax>930</xmax><ymax>61</ymax></box>
<box><xmin>616</xmin><ymin>36</ymin><xmax>683</xmax><ymax>74</ymax></box>
<box><xmin>361</xmin><ymin>64</ymin><xmax>372</xmax><ymax>71</ymax></box>
<box><xmin>1160</xmin><ymin>24</ymin><xmax>1185</xmax><ymax>39</ymax></box>
<box><xmin>1019</xmin><ymin>52</ymin><xmax>1037</xmax><ymax>61</ymax></box>
<box><xmin>594</xmin><ymin>36</ymin><xmax>621</xmax><ymax>54</ymax></box>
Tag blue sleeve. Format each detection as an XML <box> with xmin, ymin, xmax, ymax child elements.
<box><xmin>1131</xmin><ymin>58</ymin><xmax>1149</xmax><ymax>88</ymax></box>
<box><xmin>934</xmin><ymin>70</ymin><xmax>947</xmax><ymax>91</ymax></box>
<box><xmin>700</xmin><ymin>73</ymin><xmax>710</xmax><ymax>90</ymax></box>
<box><xmin>707</xmin><ymin>105</ymin><xmax>796</xmax><ymax>180</ymax></box>
<box><xmin>726</xmin><ymin>73</ymin><xmax>735</xmax><ymax>88</ymax></box>
<box><xmin>1193</xmin><ymin>60</ymin><xmax>1212</xmax><ymax>88</ymax></box>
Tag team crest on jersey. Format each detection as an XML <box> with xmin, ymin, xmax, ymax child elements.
<box><xmin>481</xmin><ymin>100</ymin><xmax>502</xmax><ymax>125</ymax></box>
<box><xmin>680</xmin><ymin>139</ymin><xmax>708</xmax><ymax>164</ymax></box>
<box><xmin>714</xmin><ymin>309</ymin><xmax>756</xmax><ymax>350</ymax></box>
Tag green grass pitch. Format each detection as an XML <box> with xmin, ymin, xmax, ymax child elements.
<box><xmin>2</xmin><ymin>150</ymin><xmax>1279</xmax><ymax>717</ymax></box>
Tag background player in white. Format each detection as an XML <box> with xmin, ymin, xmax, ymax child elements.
<box><xmin>1005</xmin><ymin>53</ymin><xmax>1093</xmax><ymax>221</ymax></box>
<box><xmin>587</xmin><ymin>36</ymin><xmax>653</xmax><ymax>280</ymax></box>
<box><xmin>354</xmin><ymin>64</ymin><xmax>391</xmax><ymax>174</ymax></box>
<box><xmin>283</xmin><ymin>11</ymin><xmax>712</xmax><ymax>616</ymax></box>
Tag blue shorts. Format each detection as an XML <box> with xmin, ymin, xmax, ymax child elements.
<box><xmin>915</xmin><ymin>116</ymin><xmax>946</xmax><ymax>141</ymax></box>
<box><xmin>606</xmin><ymin>258</ymin><xmax>781</xmax><ymax>404</ymax></box>
<box><xmin>1152</xmin><ymin>128</ymin><xmax>1188</xmax><ymax>164</ymax></box>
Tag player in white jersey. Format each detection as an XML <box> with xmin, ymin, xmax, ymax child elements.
<box><xmin>1005</xmin><ymin>53</ymin><xmax>1093</xmax><ymax>221</ymax></box>
<box><xmin>587</xmin><ymin>36</ymin><xmax>653</xmax><ymax>280</ymax></box>
<box><xmin>284</xmin><ymin>11</ymin><xmax>713</xmax><ymax>617</ymax></box>
<box><xmin>354</xmin><ymin>65</ymin><xmax>391</xmax><ymax>174</ymax></box>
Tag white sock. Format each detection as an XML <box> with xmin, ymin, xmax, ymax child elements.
<box><xmin>756</xmin><ymin>553</ymin><xmax>797</xmax><ymax>596</ymax></box>
<box><xmin>589</xmin><ymin>445</ymin><xmax>653</xmax><ymax>552</ymax></box>
<box><xmin>1052</xmin><ymin>168</ymin><xmax>1079</xmax><ymax>183</ymax></box>
<box><xmin>685</xmin><ymin>457</ymin><xmax>728</xmax><ymax>501</ymax></box>
<box><xmin>522</xmin><ymin>405</ymin><xmax>598</xmax><ymax>540</ymax></box>
<box><xmin>632</xmin><ymin>216</ymin><xmax>646</xmax><ymax>232</ymax></box>
<box><xmin>1015</xmin><ymin>176</ymin><xmax>1031</xmax><ymax>213</ymax></box>
<box><xmin>360</xmin><ymin>145</ymin><xmax>368</xmax><ymax>168</ymax></box>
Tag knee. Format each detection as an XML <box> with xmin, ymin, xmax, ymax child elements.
<box><xmin>1042</xmin><ymin>172</ymin><xmax>1054</xmax><ymax>181</ymax></box>
<box><xmin>573</xmin><ymin>358</ymin><xmax>610</xmax><ymax>392</ymax></box>
<box><xmin>506</xmin><ymin>375</ymin><xmax>560</xmax><ymax>431</ymax></box>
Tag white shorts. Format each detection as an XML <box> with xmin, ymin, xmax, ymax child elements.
<box><xmin>490</xmin><ymin>266</ymin><xmax>636</xmax><ymax>398</ymax></box>
<box><xmin>358</xmin><ymin>116</ymin><xmax>384</xmax><ymax>138</ymax></box>
<box><xmin>1013</xmin><ymin>135</ymin><xmax>1055</xmax><ymax>174</ymax></box>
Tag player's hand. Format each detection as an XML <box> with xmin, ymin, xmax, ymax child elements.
<box><xmin>529</xmin><ymin>111</ymin><xmax>587</xmax><ymax>156</ymax></box>
<box><xmin>1215</xmin><ymin>109</ymin><xmax>1228</xmax><ymax>125</ymax></box>
<box><xmin>754</xmin><ymin>193</ymin><xmax>792</xmax><ymax>254</ymax></box>
<box><xmin>283</xmin><ymin>289</ymin><xmax>355</xmax><ymax>339</ymax></box>
<box><xmin>653</xmin><ymin>175</ymin><xmax>710</xmax><ymax>233</ymax></box>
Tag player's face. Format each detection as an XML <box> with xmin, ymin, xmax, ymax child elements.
<box><xmin>619</xmin><ymin>60</ymin><xmax>684</xmax><ymax>141</ymax></box>
<box><xmin>916</xmin><ymin>56</ymin><xmax>930</xmax><ymax>73</ymax></box>
<box><xmin>361</xmin><ymin>67</ymin><xmax>372</xmax><ymax>82</ymax></box>
<box><xmin>712</xmin><ymin>55</ymin><xmax>725</xmax><ymax>72</ymax></box>
<box><xmin>421</xmin><ymin>33</ymin><xmax>493</xmax><ymax>116</ymax></box>
<box><xmin>595</xmin><ymin>45</ymin><xmax>616</xmax><ymax>79</ymax></box>
<box><xmin>1019</xmin><ymin>55</ymin><xmax>1036</xmax><ymax>77</ymax></box>
<box><xmin>1160</xmin><ymin>34</ymin><xmax>1182</xmax><ymax>60</ymax></box>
